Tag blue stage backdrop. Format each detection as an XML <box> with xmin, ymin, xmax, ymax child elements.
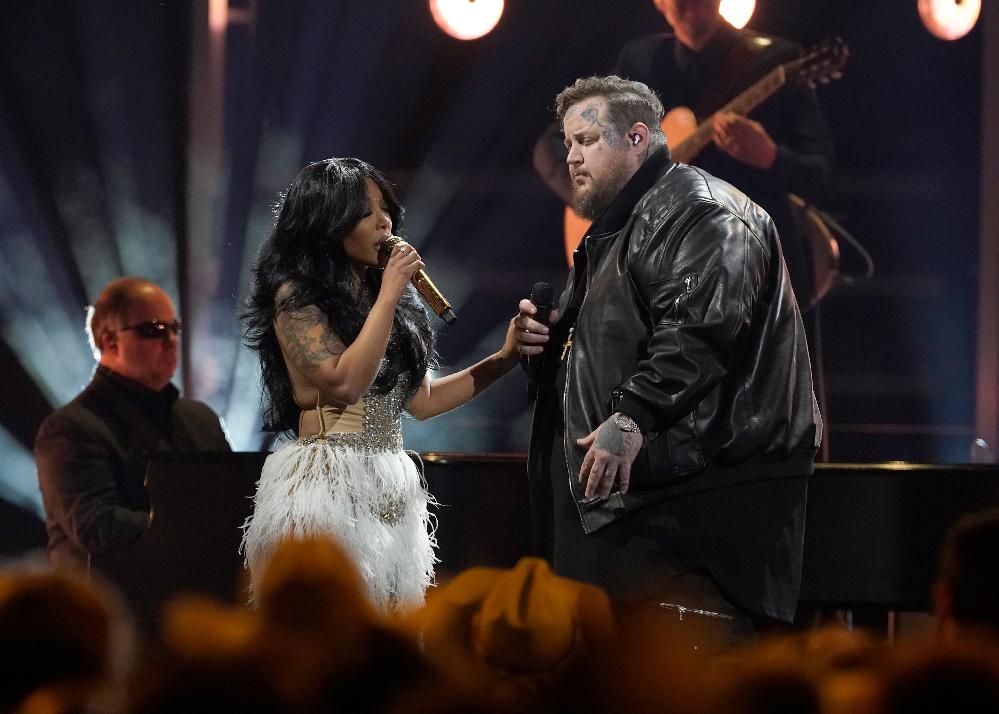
<box><xmin>0</xmin><ymin>1</ymin><xmax>983</xmax><ymax>515</ymax></box>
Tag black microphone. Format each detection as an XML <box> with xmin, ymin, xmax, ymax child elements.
<box><xmin>527</xmin><ymin>282</ymin><xmax>553</xmax><ymax>403</ymax></box>
<box><xmin>379</xmin><ymin>236</ymin><xmax>457</xmax><ymax>324</ymax></box>
<box><xmin>530</xmin><ymin>282</ymin><xmax>553</xmax><ymax>326</ymax></box>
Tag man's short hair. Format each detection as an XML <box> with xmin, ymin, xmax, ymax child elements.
<box><xmin>85</xmin><ymin>277</ymin><xmax>159</xmax><ymax>359</ymax></box>
<box><xmin>938</xmin><ymin>508</ymin><xmax>999</xmax><ymax>632</ymax></box>
<box><xmin>555</xmin><ymin>75</ymin><xmax>666</xmax><ymax>148</ymax></box>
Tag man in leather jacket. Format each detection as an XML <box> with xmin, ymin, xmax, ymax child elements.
<box><xmin>516</xmin><ymin>76</ymin><xmax>820</xmax><ymax>644</ymax></box>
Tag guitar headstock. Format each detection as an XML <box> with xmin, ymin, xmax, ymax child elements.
<box><xmin>788</xmin><ymin>37</ymin><xmax>849</xmax><ymax>88</ymax></box>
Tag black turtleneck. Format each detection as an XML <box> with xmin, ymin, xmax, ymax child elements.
<box><xmin>94</xmin><ymin>365</ymin><xmax>180</xmax><ymax>444</ymax></box>
<box><xmin>672</xmin><ymin>22</ymin><xmax>741</xmax><ymax>103</ymax></box>
<box><xmin>587</xmin><ymin>147</ymin><xmax>674</xmax><ymax>240</ymax></box>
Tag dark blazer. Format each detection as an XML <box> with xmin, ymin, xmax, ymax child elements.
<box><xmin>34</xmin><ymin>366</ymin><xmax>231</xmax><ymax>566</ymax></box>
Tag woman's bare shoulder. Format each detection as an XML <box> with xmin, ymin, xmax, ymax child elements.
<box><xmin>274</xmin><ymin>282</ymin><xmax>328</xmax><ymax>326</ymax></box>
<box><xmin>275</xmin><ymin>280</ymin><xmax>299</xmax><ymax>310</ymax></box>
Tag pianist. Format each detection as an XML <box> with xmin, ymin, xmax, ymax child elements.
<box><xmin>34</xmin><ymin>277</ymin><xmax>230</xmax><ymax>568</ymax></box>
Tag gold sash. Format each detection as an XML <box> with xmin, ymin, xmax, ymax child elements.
<box><xmin>299</xmin><ymin>396</ymin><xmax>365</xmax><ymax>435</ymax></box>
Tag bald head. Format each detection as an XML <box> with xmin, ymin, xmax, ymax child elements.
<box><xmin>87</xmin><ymin>277</ymin><xmax>180</xmax><ymax>391</ymax></box>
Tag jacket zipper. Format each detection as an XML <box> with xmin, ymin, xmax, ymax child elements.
<box><xmin>560</xmin><ymin>328</ymin><xmax>575</xmax><ymax>361</ymax></box>
<box><xmin>563</xmin><ymin>337</ymin><xmax>578</xmax><ymax>512</ymax></box>
<box><xmin>564</xmin><ymin>258</ymin><xmax>594</xmax><ymax>519</ymax></box>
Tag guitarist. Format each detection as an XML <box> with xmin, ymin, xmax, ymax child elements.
<box><xmin>534</xmin><ymin>0</ymin><xmax>835</xmax><ymax>309</ymax></box>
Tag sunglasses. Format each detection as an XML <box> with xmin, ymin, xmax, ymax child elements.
<box><xmin>119</xmin><ymin>319</ymin><xmax>183</xmax><ymax>339</ymax></box>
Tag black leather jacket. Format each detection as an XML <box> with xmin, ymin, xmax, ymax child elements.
<box><xmin>530</xmin><ymin>148</ymin><xmax>820</xmax><ymax>534</ymax></box>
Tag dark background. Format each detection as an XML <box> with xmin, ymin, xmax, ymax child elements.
<box><xmin>0</xmin><ymin>1</ymin><xmax>983</xmax><ymax>517</ymax></box>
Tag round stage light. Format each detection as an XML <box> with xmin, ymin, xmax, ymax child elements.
<box><xmin>720</xmin><ymin>0</ymin><xmax>756</xmax><ymax>29</ymax></box>
<box><xmin>918</xmin><ymin>0</ymin><xmax>981</xmax><ymax>41</ymax></box>
<box><xmin>430</xmin><ymin>0</ymin><xmax>504</xmax><ymax>41</ymax></box>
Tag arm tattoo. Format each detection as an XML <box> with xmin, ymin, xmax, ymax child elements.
<box><xmin>593</xmin><ymin>421</ymin><xmax>626</xmax><ymax>456</ymax></box>
<box><xmin>277</xmin><ymin>306</ymin><xmax>346</xmax><ymax>372</ymax></box>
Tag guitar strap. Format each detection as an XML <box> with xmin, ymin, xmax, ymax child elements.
<box><xmin>690</xmin><ymin>34</ymin><xmax>769</xmax><ymax>120</ymax></box>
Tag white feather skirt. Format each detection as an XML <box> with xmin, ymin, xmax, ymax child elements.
<box><xmin>241</xmin><ymin>439</ymin><xmax>437</xmax><ymax>612</ymax></box>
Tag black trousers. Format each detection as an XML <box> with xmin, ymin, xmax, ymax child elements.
<box><xmin>538</xmin><ymin>438</ymin><xmax>760</xmax><ymax>651</ymax></box>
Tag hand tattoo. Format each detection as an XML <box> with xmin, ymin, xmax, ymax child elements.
<box><xmin>593</xmin><ymin>421</ymin><xmax>626</xmax><ymax>455</ymax></box>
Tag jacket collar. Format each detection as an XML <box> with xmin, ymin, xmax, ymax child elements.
<box><xmin>587</xmin><ymin>147</ymin><xmax>674</xmax><ymax>238</ymax></box>
<box><xmin>672</xmin><ymin>21</ymin><xmax>740</xmax><ymax>72</ymax></box>
<box><xmin>94</xmin><ymin>364</ymin><xmax>179</xmax><ymax>404</ymax></box>
<box><xmin>88</xmin><ymin>365</ymin><xmax>182</xmax><ymax>449</ymax></box>
<box><xmin>92</xmin><ymin>365</ymin><xmax>180</xmax><ymax>430</ymax></box>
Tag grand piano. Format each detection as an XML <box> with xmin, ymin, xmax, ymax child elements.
<box><xmin>91</xmin><ymin>454</ymin><xmax>999</xmax><ymax>624</ymax></box>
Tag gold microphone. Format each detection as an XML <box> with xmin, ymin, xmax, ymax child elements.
<box><xmin>379</xmin><ymin>236</ymin><xmax>457</xmax><ymax>324</ymax></box>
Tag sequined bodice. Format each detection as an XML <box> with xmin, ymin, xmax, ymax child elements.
<box><xmin>300</xmin><ymin>377</ymin><xmax>407</xmax><ymax>452</ymax></box>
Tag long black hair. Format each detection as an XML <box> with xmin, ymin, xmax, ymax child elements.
<box><xmin>244</xmin><ymin>158</ymin><xmax>435</xmax><ymax>433</ymax></box>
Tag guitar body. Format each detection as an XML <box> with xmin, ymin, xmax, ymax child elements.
<box><xmin>789</xmin><ymin>193</ymin><xmax>840</xmax><ymax>305</ymax></box>
<box><xmin>562</xmin><ymin>208</ymin><xmax>589</xmax><ymax>264</ymax></box>
<box><xmin>661</xmin><ymin>106</ymin><xmax>698</xmax><ymax>151</ymax></box>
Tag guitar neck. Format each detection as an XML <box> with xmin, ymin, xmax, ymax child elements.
<box><xmin>671</xmin><ymin>65</ymin><xmax>787</xmax><ymax>164</ymax></box>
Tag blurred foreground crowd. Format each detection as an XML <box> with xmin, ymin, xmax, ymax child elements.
<box><xmin>2</xmin><ymin>509</ymin><xmax>998</xmax><ymax>714</ymax></box>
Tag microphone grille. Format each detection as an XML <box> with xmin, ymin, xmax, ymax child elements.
<box><xmin>530</xmin><ymin>282</ymin><xmax>553</xmax><ymax>307</ymax></box>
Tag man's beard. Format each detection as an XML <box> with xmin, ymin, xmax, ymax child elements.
<box><xmin>570</xmin><ymin>163</ymin><xmax>633</xmax><ymax>221</ymax></box>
